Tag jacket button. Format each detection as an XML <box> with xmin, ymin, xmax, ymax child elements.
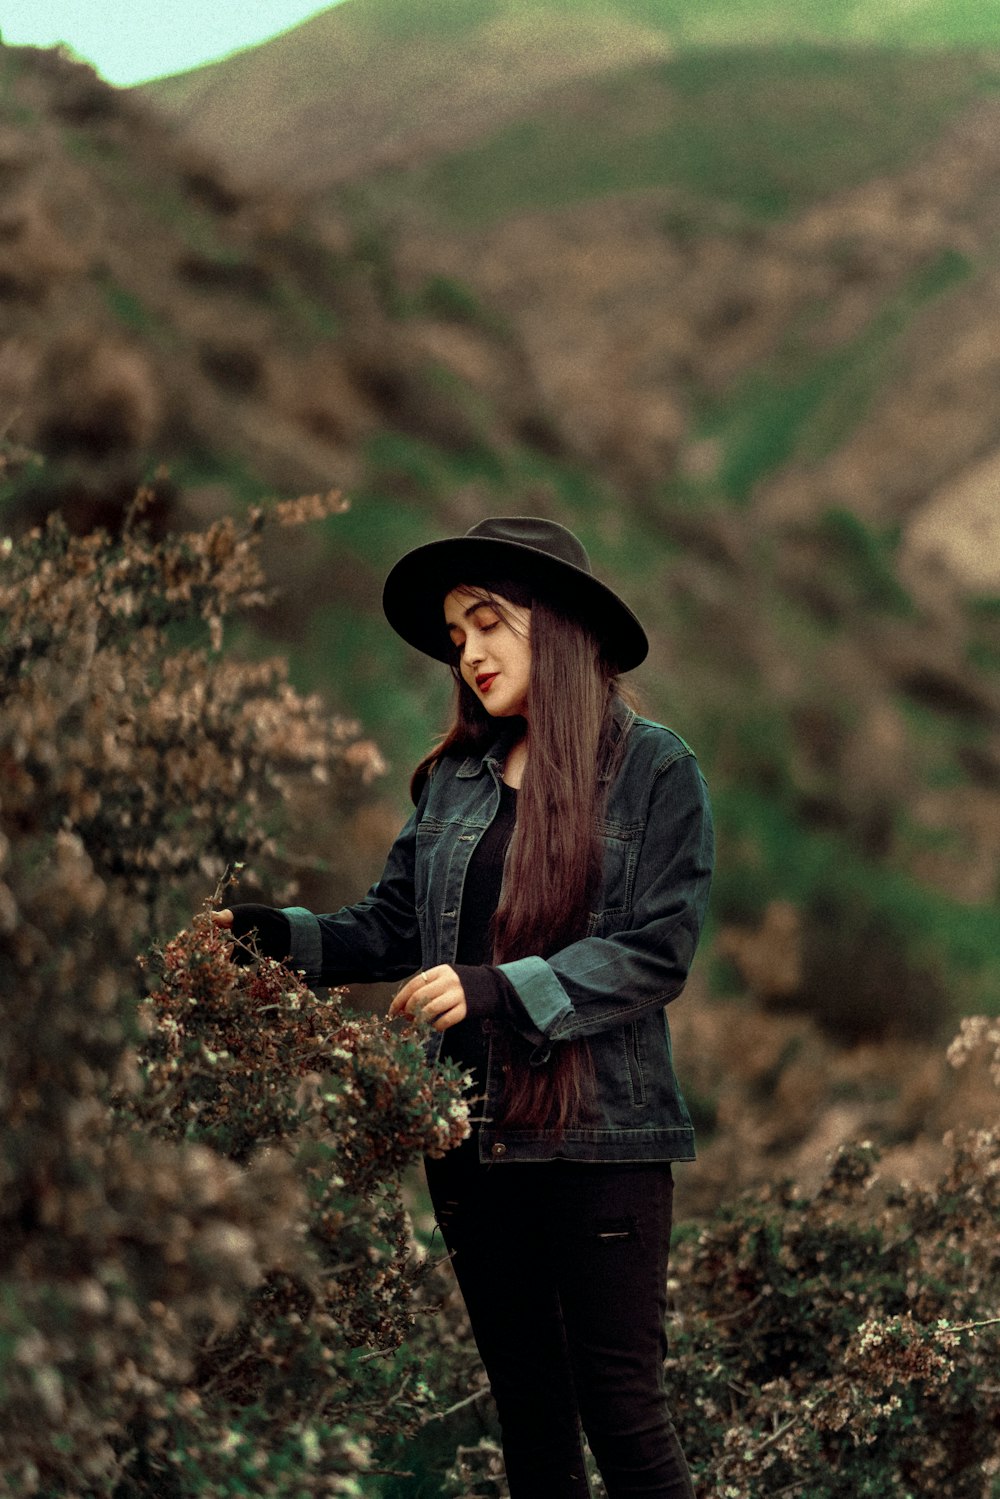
<box><xmin>481</xmin><ymin>1019</ymin><xmax>492</xmax><ymax>1035</ymax></box>
<box><xmin>491</xmin><ymin>1142</ymin><xmax>507</xmax><ymax>1158</ymax></box>
<box><xmin>501</xmin><ymin>1063</ymin><xmax>511</xmax><ymax>1074</ymax></box>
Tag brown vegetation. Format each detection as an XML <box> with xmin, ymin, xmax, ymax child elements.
<box><xmin>0</xmin><ymin>496</ymin><xmax>468</xmax><ymax>1494</ymax></box>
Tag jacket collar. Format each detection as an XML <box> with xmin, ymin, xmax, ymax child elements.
<box><xmin>456</xmin><ymin>718</ymin><xmax>521</xmax><ymax>779</ymax></box>
<box><xmin>600</xmin><ymin>698</ymin><xmax>637</xmax><ymax>782</ymax></box>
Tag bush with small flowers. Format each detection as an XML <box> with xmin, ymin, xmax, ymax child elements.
<box><xmin>0</xmin><ymin>492</ymin><xmax>467</xmax><ymax>1497</ymax></box>
<box><xmin>663</xmin><ymin>1073</ymin><xmax>1000</xmax><ymax>1498</ymax></box>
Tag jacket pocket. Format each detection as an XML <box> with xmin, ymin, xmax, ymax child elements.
<box><xmin>623</xmin><ymin>1020</ymin><xmax>647</xmax><ymax>1108</ymax></box>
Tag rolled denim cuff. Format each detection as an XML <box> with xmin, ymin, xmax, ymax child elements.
<box><xmin>281</xmin><ymin>906</ymin><xmax>323</xmax><ymax>987</ymax></box>
<box><xmin>496</xmin><ymin>954</ymin><xmax>572</xmax><ymax>1037</ymax></box>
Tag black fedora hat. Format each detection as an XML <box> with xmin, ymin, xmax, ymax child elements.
<box><xmin>382</xmin><ymin>516</ymin><xmax>648</xmax><ymax>672</ymax></box>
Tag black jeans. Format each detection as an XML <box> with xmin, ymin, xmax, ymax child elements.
<box><xmin>425</xmin><ymin>1139</ymin><xmax>695</xmax><ymax>1499</ymax></box>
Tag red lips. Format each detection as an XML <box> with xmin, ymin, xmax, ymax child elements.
<box><xmin>476</xmin><ymin>673</ymin><xmax>498</xmax><ymax>692</ymax></box>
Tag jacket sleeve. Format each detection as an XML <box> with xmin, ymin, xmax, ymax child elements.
<box><xmin>496</xmin><ymin>751</ymin><xmax>714</xmax><ymax>1047</ymax></box>
<box><xmin>281</xmin><ymin>779</ymin><xmax>429</xmax><ymax>989</ymax></box>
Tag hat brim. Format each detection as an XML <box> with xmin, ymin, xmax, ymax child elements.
<box><xmin>382</xmin><ymin>535</ymin><xmax>648</xmax><ymax>672</ymax></box>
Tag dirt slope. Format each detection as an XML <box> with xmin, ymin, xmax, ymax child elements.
<box><xmin>141</xmin><ymin>1</ymin><xmax>673</xmax><ymax>187</ymax></box>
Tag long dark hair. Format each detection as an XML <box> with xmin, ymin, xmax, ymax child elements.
<box><xmin>411</xmin><ymin>579</ymin><xmax>629</xmax><ymax>1131</ymax></box>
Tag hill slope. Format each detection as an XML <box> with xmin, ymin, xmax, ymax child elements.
<box><xmin>141</xmin><ymin>0</ymin><xmax>1000</xmax><ymax>188</ymax></box>
<box><xmin>138</xmin><ymin>2</ymin><xmax>1000</xmax><ymax>598</ymax></box>
<box><xmin>4</xmin><ymin>36</ymin><xmax>1000</xmax><ymax>1046</ymax></box>
<box><xmin>141</xmin><ymin>0</ymin><xmax>673</xmax><ymax>187</ymax></box>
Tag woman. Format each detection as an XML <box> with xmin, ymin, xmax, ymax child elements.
<box><xmin>215</xmin><ymin>516</ymin><xmax>714</xmax><ymax>1498</ymax></box>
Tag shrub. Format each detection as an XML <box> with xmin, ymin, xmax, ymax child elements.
<box><xmin>667</xmin><ymin>1019</ymin><xmax>1000</xmax><ymax>1498</ymax></box>
<box><xmin>0</xmin><ymin>493</ymin><xmax>468</xmax><ymax>1496</ymax></box>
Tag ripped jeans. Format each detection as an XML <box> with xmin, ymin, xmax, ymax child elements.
<box><xmin>424</xmin><ymin>1140</ymin><xmax>695</xmax><ymax>1499</ymax></box>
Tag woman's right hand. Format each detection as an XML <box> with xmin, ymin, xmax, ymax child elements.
<box><xmin>211</xmin><ymin>903</ymin><xmax>292</xmax><ymax>965</ymax></box>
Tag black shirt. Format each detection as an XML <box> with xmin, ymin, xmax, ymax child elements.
<box><xmin>441</xmin><ymin>781</ymin><xmax>519</xmax><ymax>1116</ymax></box>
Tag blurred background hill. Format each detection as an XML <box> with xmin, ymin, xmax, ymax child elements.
<box><xmin>3</xmin><ymin>0</ymin><xmax>1000</xmax><ymax>1209</ymax></box>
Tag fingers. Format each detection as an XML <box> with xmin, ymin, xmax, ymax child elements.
<box><xmin>212</xmin><ymin>909</ymin><xmax>234</xmax><ymax>928</ymax></box>
<box><xmin>419</xmin><ymin>992</ymin><xmax>462</xmax><ymax>1022</ymax></box>
<box><xmin>415</xmin><ymin>990</ymin><xmax>467</xmax><ymax>1032</ymax></box>
<box><xmin>389</xmin><ymin>966</ymin><xmax>443</xmax><ymax>1015</ymax></box>
<box><xmin>387</xmin><ymin>973</ymin><xmax>422</xmax><ymax>1016</ymax></box>
<box><xmin>389</xmin><ymin>966</ymin><xmax>468</xmax><ymax>1031</ymax></box>
<box><xmin>432</xmin><ymin>1003</ymin><xmax>467</xmax><ymax>1033</ymax></box>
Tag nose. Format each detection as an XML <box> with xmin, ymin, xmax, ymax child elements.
<box><xmin>463</xmin><ymin>634</ymin><xmax>485</xmax><ymax>667</ymax></box>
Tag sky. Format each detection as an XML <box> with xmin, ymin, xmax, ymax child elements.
<box><xmin>2</xmin><ymin>0</ymin><xmax>348</xmax><ymax>86</ymax></box>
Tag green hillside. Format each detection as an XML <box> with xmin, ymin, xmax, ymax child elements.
<box><xmin>323</xmin><ymin>0</ymin><xmax>1000</xmax><ymax>47</ymax></box>
<box><xmin>539</xmin><ymin>0</ymin><xmax>1000</xmax><ymax>47</ymax></box>
<box><xmin>141</xmin><ymin>0</ymin><xmax>1000</xmax><ymax>194</ymax></box>
<box><xmin>353</xmin><ymin>46</ymin><xmax>998</xmax><ymax>224</ymax></box>
<box><xmin>5</xmin><ymin>32</ymin><xmax>1000</xmax><ymax>1045</ymax></box>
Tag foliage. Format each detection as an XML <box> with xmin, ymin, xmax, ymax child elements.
<box><xmin>0</xmin><ymin>493</ymin><xmax>362</xmax><ymax>921</ymax></box>
<box><xmin>0</xmin><ymin>496</ymin><xmax>468</xmax><ymax>1496</ymax></box>
<box><xmin>668</xmin><ymin>1039</ymin><xmax>1000</xmax><ymax>1498</ymax></box>
<box><xmin>118</xmin><ymin>917</ymin><xmax>468</xmax><ymax>1496</ymax></box>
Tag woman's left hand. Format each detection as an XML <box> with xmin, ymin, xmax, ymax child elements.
<box><xmin>389</xmin><ymin>965</ymin><xmax>468</xmax><ymax>1032</ymax></box>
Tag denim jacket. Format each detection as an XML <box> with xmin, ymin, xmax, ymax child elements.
<box><xmin>283</xmin><ymin>706</ymin><xmax>714</xmax><ymax>1164</ymax></box>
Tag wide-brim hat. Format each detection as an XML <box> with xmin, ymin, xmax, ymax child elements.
<box><xmin>382</xmin><ymin>516</ymin><xmax>648</xmax><ymax>672</ymax></box>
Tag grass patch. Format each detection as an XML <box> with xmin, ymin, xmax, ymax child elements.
<box><xmin>696</xmin><ymin>248</ymin><xmax>973</xmax><ymax>502</ymax></box>
<box><xmin>322</xmin><ymin>484</ymin><xmax>435</xmax><ymax>572</ymax></box>
<box><xmin>897</xmin><ymin>693</ymin><xmax>990</xmax><ymax>772</ymax></box>
<box><xmin>413</xmin><ymin>274</ymin><xmax>511</xmax><ymax>338</ymax></box>
<box><xmin>364</xmin><ymin>47</ymin><xmax>1000</xmax><ymax>228</ymax></box>
<box><xmin>155</xmin><ymin>448</ymin><xmax>273</xmax><ymax>508</ymax></box>
<box><xmin>355</xmin><ymin>0</ymin><xmax>486</xmax><ymax>46</ymax></box>
<box><xmin>96</xmin><ymin>271</ymin><xmax>175</xmax><ymax>343</ymax></box>
<box><xmin>616</xmin><ymin>0</ymin><xmax>1000</xmax><ymax>47</ymax></box>
<box><xmin>963</xmin><ymin>595</ymin><xmax>1000</xmax><ymax>675</ymax></box>
<box><xmin>815</xmin><ymin>510</ymin><xmax>914</xmax><ymax>616</ymax></box>
<box><xmin>270</xmin><ymin>280</ymin><xmax>340</xmax><ymax>341</ymax></box>
<box><xmin>712</xmin><ymin>785</ymin><xmax>1000</xmax><ymax>1016</ymax></box>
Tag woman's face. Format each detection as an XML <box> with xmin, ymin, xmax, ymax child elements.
<box><xmin>443</xmin><ymin>586</ymin><xmax>532</xmax><ymax>719</ymax></box>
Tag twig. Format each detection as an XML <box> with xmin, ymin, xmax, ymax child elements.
<box><xmin>714</xmin><ymin>1293</ymin><xmax>764</xmax><ymax>1325</ymax></box>
<box><xmin>383</xmin><ymin>1373</ymin><xmax>412</xmax><ymax>1413</ymax></box>
<box><xmin>744</xmin><ymin>1391</ymin><xmax>826</xmax><ymax>1466</ymax></box>
<box><xmin>752</xmin><ymin>1413</ymin><xmax>801</xmax><ymax>1459</ymax></box>
<box><xmin>936</xmin><ymin>1315</ymin><xmax>1000</xmax><ymax>1335</ymax></box>
<box><xmin>422</xmin><ymin>1386</ymin><xmax>491</xmax><ymax>1424</ymax></box>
